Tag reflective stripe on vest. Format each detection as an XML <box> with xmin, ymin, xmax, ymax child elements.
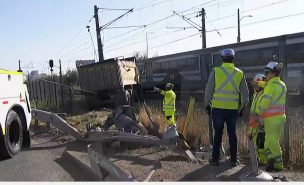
<box><xmin>163</xmin><ymin>91</ymin><xmax>175</xmax><ymax>111</ymax></box>
<box><xmin>250</xmin><ymin>92</ymin><xmax>263</xmax><ymax>114</ymax></box>
<box><xmin>212</xmin><ymin>66</ymin><xmax>243</xmax><ymax>109</ymax></box>
<box><xmin>261</xmin><ymin>81</ymin><xmax>286</xmax><ymax>118</ymax></box>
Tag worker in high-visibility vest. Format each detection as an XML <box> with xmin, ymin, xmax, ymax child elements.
<box><xmin>154</xmin><ymin>83</ymin><xmax>178</xmax><ymax>142</ymax></box>
<box><xmin>255</xmin><ymin>61</ymin><xmax>286</xmax><ymax>172</ymax></box>
<box><xmin>204</xmin><ymin>48</ymin><xmax>249</xmax><ymax>167</ymax></box>
<box><xmin>248</xmin><ymin>74</ymin><xmax>267</xmax><ymax>165</ymax></box>
<box><xmin>154</xmin><ymin>83</ymin><xmax>176</xmax><ymax>126</ymax></box>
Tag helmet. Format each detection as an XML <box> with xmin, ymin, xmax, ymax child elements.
<box><xmin>165</xmin><ymin>83</ymin><xmax>174</xmax><ymax>89</ymax></box>
<box><xmin>265</xmin><ymin>61</ymin><xmax>283</xmax><ymax>73</ymax></box>
<box><xmin>253</xmin><ymin>74</ymin><xmax>265</xmax><ymax>81</ymax></box>
<box><xmin>221</xmin><ymin>48</ymin><xmax>235</xmax><ymax>61</ymax></box>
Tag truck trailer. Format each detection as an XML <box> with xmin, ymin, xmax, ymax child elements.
<box><xmin>77</xmin><ymin>57</ymin><xmax>139</xmax><ymax>108</ymax></box>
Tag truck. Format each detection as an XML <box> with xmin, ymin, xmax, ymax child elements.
<box><xmin>77</xmin><ymin>57</ymin><xmax>139</xmax><ymax>108</ymax></box>
<box><xmin>0</xmin><ymin>69</ymin><xmax>31</xmax><ymax>158</ymax></box>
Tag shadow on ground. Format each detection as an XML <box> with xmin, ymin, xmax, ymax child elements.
<box><xmin>180</xmin><ymin>160</ymin><xmax>251</xmax><ymax>181</ymax></box>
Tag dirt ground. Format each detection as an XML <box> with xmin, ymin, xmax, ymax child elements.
<box><xmin>30</xmin><ymin>110</ymin><xmax>304</xmax><ymax>182</ymax></box>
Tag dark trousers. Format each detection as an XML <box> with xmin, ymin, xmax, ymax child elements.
<box><xmin>211</xmin><ymin>108</ymin><xmax>239</xmax><ymax>162</ymax></box>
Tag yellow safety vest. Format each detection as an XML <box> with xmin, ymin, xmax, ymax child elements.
<box><xmin>250</xmin><ymin>91</ymin><xmax>263</xmax><ymax>114</ymax></box>
<box><xmin>257</xmin><ymin>77</ymin><xmax>287</xmax><ymax>118</ymax></box>
<box><xmin>211</xmin><ymin>63</ymin><xmax>244</xmax><ymax>110</ymax></box>
<box><xmin>161</xmin><ymin>90</ymin><xmax>176</xmax><ymax>114</ymax></box>
<box><xmin>248</xmin><ymin>91</ymin><xmax>263</xmax><ymax>128</ymax></box>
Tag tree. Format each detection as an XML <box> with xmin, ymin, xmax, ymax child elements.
<box><xmin>63</xmin><ymin>69</ymin><xmax>78</xmax><ymax>86</ymax></box>
<box><xmin>133</xmin><ymin>51</ymin><xmax>147</xmax><ymax>61</ymax></box>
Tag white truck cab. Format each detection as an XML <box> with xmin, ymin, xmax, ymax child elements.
<box><xmin>0</xmin><ymin>69</ymin><xmax>31</xmax><ymax>158</ymax></box>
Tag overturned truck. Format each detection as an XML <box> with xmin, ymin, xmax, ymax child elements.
<box><xmin>77</xmin><ymin>57</ymin><xmax>139</xmax><ymax>108</ymax></box>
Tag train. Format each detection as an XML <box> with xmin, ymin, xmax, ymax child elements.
<box><xmin>136</xmin><ymin>31</ymin><xmax>304</xmax><ymax>100</ymax></box>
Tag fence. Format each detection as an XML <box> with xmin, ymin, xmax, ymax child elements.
<box><xmin>27</xmin><ymin>76</ymin><xmax>75</xmax><ymax>112</ymax></box>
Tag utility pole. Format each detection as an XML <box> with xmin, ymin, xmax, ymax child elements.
<box><xmin>146</xmin><ymin>32</ymin><xmax>149</xmax><ymax>58</ymax></box>
<box><xmin>237</xmin><ymin>8</ymin><xmax>240</xmax><ymax>43</ymax></box>
<box><xmin>200</xmin><ymin>8</ymin><xmax>206</xmax><ymax>49</ymax></box>
<box><xmin>59</xmin><ymin>60</ymin><xmax>64</xmax><ymax>107</ymax></box>
<box><xmin>174</xmin><ymin>10</ymin><xmax>206</xmax><ymax>48</ymax></box>
<box><xmin>94</xmin><ymin>5</ymin><xmax>104</xmax><ymax>62</ymax></box>
<box><xmin>237</xmin><ymin>9</ymin><xmax>252</xmax><ymax>43</ymax></box>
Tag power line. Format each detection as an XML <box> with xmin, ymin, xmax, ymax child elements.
<box><xmin>103</xmin><ymin>14</ymin><xmax>175</xmax><ymax>44</ymax></box>
<box><xmin>150</xmin><ymin>32</ymin><xmax>200</xmax><ymax>49</ymax></box>
<box><xmin>62</xmin><ymin>45</ymin><xmax>93</xmax><ymax>57</ymax></box>
<box><xmin>104</xmin><ymin>27</ymin><xmax>144</xmax><ymax>43</ymax></box>
<box><xmin>205</xmin><ymin>0</ymin><xmax>289</xmax><ymax>24</ymax></box>
<box><xmin>104</xmin><ymin>29</ymin><xmax>186</xmax><ymax>53</ymax></box>
<box><xmin>52</xmin><ymin>16</ymin><xmax>94</xmax><ymax>58</ymax></box>
<box><xmin>207</xmin><ymin>13</ymin><xmax>235</xmax><ymax>23</ymax></box>
<box><xmin>173</xmin><ymin>11</ymin><xmax>201</xmax><ymax>31</ymax></box>
<box><xmin>104</xmin><ymin>25</ymin><xmax>147</xmax><ymax>29</ymax></box>
<box><xmin>87</xmin><ymin>26</ymin><xmax>98</xmax><ymax>62</ymax></box>
<box><xmin>100</xmin><ymin>9</ymin><xmax>134</xmax><ymax>31</ymax></box>
<box><xmin>105</xmin><ymin>10</ymin><xmax>304</xmax><ymax>55</ymax></box>
<box><xmin>134</xmin><ymin>0</ymin><xmax>172</xmax><ymax>11</ymax></box>
<box><xmin>245</xmin><ymin>0</ymin><xmax>289</xmax><ymax>13</ymax></box>
<box><xmin>59</xmin><ymin>38</ymin><xmax>91</xmax><ymax>57</ymax></box>
<box><xmin>180</xmin><ymin>0</ymin><xmax>217</xmax><ymax>14</ymax></box>
<box><xmin>243</xmin><ymin>11</ymin><xmax>304</xmax><ymax>26</ymax></box>
<box><xmin>99</xmin><ymin>8</ymin><xmax>131</xmax><ymax>11</ymax></box>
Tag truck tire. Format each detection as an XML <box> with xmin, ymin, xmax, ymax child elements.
<box><xmin>0</xmin><ymin>110</ymin><xmax>23</xmax><ymax>158</ymax></box>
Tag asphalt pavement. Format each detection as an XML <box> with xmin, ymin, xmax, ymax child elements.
<box><xmin>0</xmin><ymin>135</ymin><xmax>99</xmax><ymax>181</ymax></box>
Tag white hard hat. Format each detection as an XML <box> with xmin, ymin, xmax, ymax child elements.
<box><xmin>265</xmin><ymin>61</ymin><xmax>279</xmax><ymax>70</ymax></box>
<box><xmin>266</xmin><ymin>62</ymin><xmax>283</xmax><ymax>72</ymax></box>
<box><xmin>165</xmin><ymin>82</ymin><xmax>174</xmax><ymax>88</ymax></box>
<box><xmin>253</xmin><ymin>74</ymin><xmax>265</xmax><ymax>81</ymax></box>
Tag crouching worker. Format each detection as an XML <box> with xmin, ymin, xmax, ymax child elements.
<box><xmin>154</xmin><ymin>83</ymin><xmax>178</xmax><ymax>143</ymax></box>
<box><xmin>248</xmin><ymin>74</ymin><xmax>267</xmax><ymax>165</ymax></box>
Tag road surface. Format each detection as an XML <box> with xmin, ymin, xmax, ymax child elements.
<box><xmin>0</xmin><ymin>133</ymin><xmax>98</xmax><ymax>181</ymax></box>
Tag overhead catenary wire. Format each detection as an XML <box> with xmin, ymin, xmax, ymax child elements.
<box><xmin>62</xmin><ymin>45</ymin><xmax>94</xmax><ymax>57</ymax></box>
<box><xmin>103</xmin><ymin>0</ymin><xmax>241</xmax><ymax>49</ymax></box>
<box><xmin>59</xmin><ymin>0</ymin><xmax>294</xmax><ymax>62</ymax></box>
<box><xmin>104</xmin><ymin>29</ymin><xmax>187</xmax><ymax>53</ymax></box>
<box><xmin>150</xmin><ymin>32</ymin><xmax>200</xmax><ymax>49</ymax></box>
<box><xmin>99</xmin><ymin>8</ymin><xmax>134</xmax><ymax>31</ymax></box>
<box><xmin>52</xmin><ymin>16</ymin><xmax>95</xmax><ymax>59</ymax></box>
<box><xmin>59</xmin><ymin>38</ymin><xmax>92</xmax><ymax>57</ymax></box>
<box><xmin>243</xmin><ymin>11</ymin><xmax>304</xmax><ymax>26</ymax></box>
<box><xmin>206</xmin><ymin>0</ymin><xmax>289</xmax><ymax>23</ymax></box>
<box><xmin>173</xmin><ymin>11</ymin><xmax>201</xmax><ymax>31</ymax></box>
<box><xmin>104</xmin><ymin>25</ymin><xmax>147</xmax><ymax>29</ymax></box>
<box><xmin>105</xmin><ymin>9</ymin><xmax>303</xmax><ymax>55</ymax></box>
<box><xmin>99</xmin><ymin>8</ymin><xmax>132</xmax><ymax>11</ymax></box>
<box><xmin>133</xmin><ymin>0</ymin><xmax>172</xmax><ymax>11</ymax></box>
<box><xmin>87</xmin><ymin>26</ymin><xmax>98</xmax><ymax>62</ymax></box>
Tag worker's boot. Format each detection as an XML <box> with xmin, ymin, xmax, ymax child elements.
<box><xmin>231</xmin><ymin>159</ymin><xmax>240</xmax><ymax>167</ymax></box>
<box><xmin>266</xmin><ymin>158</ymin><xmax>275</xmax><ymax>172</ymax></box>
<box><xmin>208</xmin><ymin>158</ymin><xmax>219</xmax><ymax>166</ymax></box>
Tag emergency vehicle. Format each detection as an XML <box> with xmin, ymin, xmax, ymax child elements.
<box><xmin>0</xmin><ymin>69</ymin><xmax>31</xmax><ymax>158</ymax></box>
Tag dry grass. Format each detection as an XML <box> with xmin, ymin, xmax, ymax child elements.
<box><xmin>286</xmin><ymin>107</ymin><xmax>304</xmax><ymax>166</ymax></box>
<box><xmin>137</xmin><ymin>103</ymin><xmax>304</xmax><ymax>167</ymax></box>
<box><xmin>137</xmin><ymin>104</ymin><xmax>211</xmax><ymax>148</ymax></box>
<box><xmin>66</xmin><ymin>109</ymin><xmax>112</xmax><ymax>133</ymax></box>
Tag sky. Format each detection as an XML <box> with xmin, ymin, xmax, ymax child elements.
<box><xmin>1</xmin><ymin>0</ymin><xmax>304</xmax><ymax>74</ymax></box>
